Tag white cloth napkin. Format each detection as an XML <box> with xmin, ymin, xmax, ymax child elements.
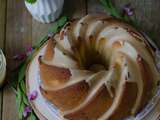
<box><xmin>0</xmin><ymin>49</ymin><xmax>6</xmax><ymax>86</ymax></box>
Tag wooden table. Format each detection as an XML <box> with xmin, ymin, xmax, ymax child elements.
<box><xmin>0</xmin><ymin>0</ymin><xmax>160</xmax><ymax>119</ymax></box>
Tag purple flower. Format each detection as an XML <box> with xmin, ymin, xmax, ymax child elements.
<box><xmin>26</xmin><ymin>46</ymin><xmax>33</xmax><ymax>55</ymax></box>
<box><xmin>123</xmin><ymin>4</ymin><xmax>134</xmax><ymax>16</ymax></box>
<box><xmin>13</xmin><ymin>53</ymin><xmax>27</xmax><ymax>61</ymax></box>
<box><xmin>27</xmin><ymin>90</ymin><xmax>38</xmax><ymax>101</ymax></box>
<box><xmin>23</xmin><ymin>106</ymin><xmax>32</xmax><ymax>118</ymax></box>
<box><xmin>13</xmin><ymin>46</ymin><xmax>33</xmax><ymax>61</ymax></box>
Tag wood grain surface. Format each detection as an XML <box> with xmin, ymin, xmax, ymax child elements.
<box><xmin>2</xmin><ymin>0</ymin><xmax>32</xmax><ymax>119</ymax></box>
<box><xmin>0</xmin><ymin>0</ymin><xmax>160</xmax><ymax>120</ymax></box>
<box><xmin>0</xmin><ymin>0</ymin><xmax>6</xmax><ymax>119</ymax></box>
<box><xmin>114</xmin><ymin>0</ymin><xmax>160</xmax><ymax>47</ymax></box>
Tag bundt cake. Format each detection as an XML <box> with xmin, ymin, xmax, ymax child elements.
<box><xmin>32</xmin><ymin>15</ymin><xmax>160</xmax><ymax>120</ymax></box>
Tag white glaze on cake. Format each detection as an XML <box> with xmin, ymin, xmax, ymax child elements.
<box><xmin>28</xmin><ymin>15</ymin><xmax>160</xmax><ymax>120</ymax></box>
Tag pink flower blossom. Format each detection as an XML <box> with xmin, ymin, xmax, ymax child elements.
<box><xmin>13</xmin><ymin>53</ymin><xmax>27</xmax><ymax>61</ymax></box>
<box><xmin>23</xmin><ymin>106</ymin><xmax>32</xmax><ymax>118</ymax></box>
<box><xmin>26</xmin><ymin>46</ymin><xmax>33</xmax><ymax>55</ymax></box>
<box><xmin>13</xmin><ymin>46</ymin><xmax>33</xmax><ymax>61</ymax></box>
<box><xmin>27</xmin><ymin>90</ymin><xmax>38</xmax><ymax>101</ymax></box>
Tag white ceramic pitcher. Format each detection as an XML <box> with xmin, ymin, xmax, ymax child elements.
<box><xmin>25</xmin><ymin>0</ymin><xmax>64</xmax><ymax>23</ymax></box>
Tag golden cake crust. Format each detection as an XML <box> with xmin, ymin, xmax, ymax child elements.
<box><xmin>35</xmin><ymin>14</ymin><xmax>159</xmax><ymax>120</ymax></box>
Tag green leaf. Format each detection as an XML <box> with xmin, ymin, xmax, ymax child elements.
<box><xmin>19</xmin><ymin>80</ymin><xmax>29</xmax><ymax>105</ymax></box>
<box><xmin>18</xmin><ymin>95</ymin><xmax>25</xmax><ymax>119</ymax></box>
<box><xmin>100</xmin><ymin>0</ymin><xmax>122</xmax><ymax>19</ymax></box>
<box><xmin>28</xmin><ymin>111</ymin><xmax>38</xmax><ymax>120</ymax></box>
<box><xmin>33</xmin><ymin>35</ymin><xmax>48</xmax><ymax>49</ymax></box>
<box><xmin>17</xmin><ymin>86</ymin><xmax>23</xmax><ymax>103</ymax></box>
<box><xmin>19</xmin><ymin>104</ymin><xmax>24</xmax><ymax>119</ymax></box>
<box><xmin>49</xmin><ymin>16</ymin><xmax>68</xmax><ymax>33</ymax></box>
<box><xmin>25</xmin><ymin>0</ymin><xmax>37</xmax><ymax>4</ymax></box>
<box><xmin>18</xmin><ymin>63</ymin><xmax>27</xmax><ymax>83</ymax></box>
<box><xmin>20</xmin><ymin>80</ymin><xmax>26</xmax><ymax>93</ymax></box>
<box><xmin>23</xmin><ymin>95</ymin><xmax>29</xmax><ymax>105</ymax></box>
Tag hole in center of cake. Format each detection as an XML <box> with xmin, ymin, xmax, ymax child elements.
<box><xmin>88</xmin><ymin>64</ymin><xmax>106</xmax><ymax>72</ymax></box>
<box><xmin>83</xmin><ymin>55</ymin><xmax>108</xmax><ymax>72</ymax></box>
<box><xmin>73</xmin><ymin>39</ymin><xmax>108</xmax><ymax>72</ymax></box>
